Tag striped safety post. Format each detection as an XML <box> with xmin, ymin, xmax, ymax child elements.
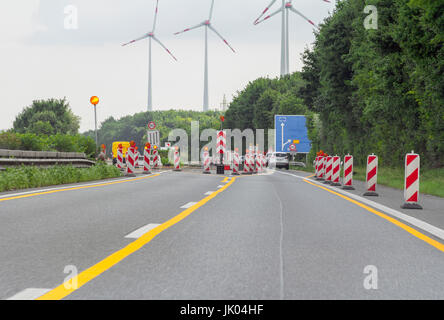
<box><xmin>314</xmin><ymin>156</ymin><xmax>319</xmax><ymax>178</ymax></box>
<box><xmin>203</xmin><ymin>150</ymin><xmax>211</xmax><ymax>174</ymax></box>
<box><xmin>116</xmin><ymin>145</ymin><xmax>124</xmax><ymax>170</ymax></box>
<box><xmin>135</xmin><ymin>148</ymin><xmax>140</xmax><ymax>168</ymax></box>
<box><xmin>125</xmin><ymin>146</ymin><xmax>136</xmax><ymax>177</ymax></box>
<box><xmin>173</xmin><ymin>147</ymin><xmax>181</xmax><ymax>172</ymax></box>
<box><xmin>323</xmin><ymin>156</ymin><xmax>333</xmax><ymax>184</ymax></box>
<box><xmin>142</xmin><ymin>144</ymin><xmax>151</xmax><ymax>175</ymax></box>
<box><xmin>255</xmin><ymin>152</ymin><xmax>260</xmax><ymax>174</ymax></box>
<box><xmin>318</xmin><ymin>157</ymin><xmax>325</xmax><ymax>180</ymax></box>
<box><xmin>152</xmin><ymin>148</ymin><xmax>159</xmax><ymax>169</ymax></box>
<box><xmin>315</xmin><ymin>156</ymin><xmax>321</xmax><ymax>179</ymax></box>
<box><xmin>248</xmin><ymin>148</ymin><xmax>255</xmax><ymax>174</ymax></box>
<box><xmin>243</xmin><ymin>151</ymin><xmax>250</xmax><ymax>175</ymax></box>
<box><xmin>401</xmin><ymin>151</ymin><xmax>422</xmax><ymax>209</ymax></box>
<box><xmin>363</xmin><ymin>153</ymin><xmax>379</xmax><ymax>196</ymax></box>
<box><xmin>232</xmin><ymin>151</ymin><xmax>240</xmax><ymax>175</ymax></box>
<box><xmin>331</xmin><ymin>156</ymin><xmax>341</xmax><ymax>186</ymax></box>
<box><xmin>216</xmin><ymin>130</ymin><xmax>226</xmax><ymax>167</ymax></box>
<box><xmin>261</xmin><ymin>154</ymin><xmax>266</xmax><ymax>172</ymax></box>
<box><xmin>342</xmin><ymin>154</ymin><xmax>355</xmax><ymax>190</ymax></box>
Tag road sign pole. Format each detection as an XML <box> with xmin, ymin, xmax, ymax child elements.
<box><xmin>94</xmin><ymin>105</ymin><xmax>98</xmax><ymax>151</ymax></box>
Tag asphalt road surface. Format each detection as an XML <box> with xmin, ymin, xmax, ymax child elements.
<box><xmin>1</xmin><ymin>169</ymin><xmax>444</xmax><ymax>300</ymax></box>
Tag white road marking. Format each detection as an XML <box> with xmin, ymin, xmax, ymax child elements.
<box><xmin>217</xmin><ymin>185</ymin><xmax>224</xmax><ymax>188</ymax></box>
<box><xmin>0</xmin><ymin>171</ymin><xmax>170</xmax><ymax>199</ymax></box>
<box><xmin>125</xmin><ymin>224</ymin><xmax>161</xmax><ymax>239</ymax></box>
<box><xmin>180</xmin><ymin>202</ymin><xmax>198</xmax><ymax>209</ymax></box>
<box><xmin>204</xmin><ymin>191</ymin><xmax>214</xmax><ymax>195</ymax></box>
<box><xmin>7</xmin><ymin>288</ymin><xmax>50</xmax><ymax>300</ymax></box>
<box><xmin>277</xmin><ymin>171</ymin><xmax>444</xmax><ymax>241</ymax></box>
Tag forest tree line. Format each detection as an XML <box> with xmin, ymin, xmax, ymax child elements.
<box><xmin>224</xmin><ymin>0</ymin><xmax>443</xmax><ymax>168</ymax></box>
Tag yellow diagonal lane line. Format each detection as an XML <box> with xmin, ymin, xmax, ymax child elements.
<box><xmin>304</xmin><ymin>179</ymin><xmax>444</xmax><ymax>253</ymax></box>
<box><xmin>0</xmin><ymin>174</ymin><xmax>161</xmax><ymax>203</ymax></box>
<box><xmin>37</xmin><ymin>177</ymin><xmax>237</xmax><ymax>300</ymax></box>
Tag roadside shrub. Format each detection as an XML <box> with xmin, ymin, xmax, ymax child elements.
<box><xmin>0</xmin><ymin>164</ymin><xmax>121</xmax><ymax>192</ymax></box>
<box><xmin>0</xmin><ymin>132</ymin><xmax>22</xmax><ymax>150</ymax></box>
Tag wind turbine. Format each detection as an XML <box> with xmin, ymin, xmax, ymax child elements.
<box><xmin>122</xmin><ymin>0</ymin><xmax>177</xmax><ymax>112</ymax></box>
<box><xmin>174</xmin><ymin>0</ymin><xmax>235</xmax><ymax>112</ymax></box>
<box><xmin>254</xmin><ymin>0</ymin><xmax>329</xmax><ymax>76</ymax></box>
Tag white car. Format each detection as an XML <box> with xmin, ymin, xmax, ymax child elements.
<box><xmin>267</xmin><ymin>152</ymin><xmax>290</xmax><ymax>170</ymax></box>
<box><xmin>136</xmin><ymin>156</ymin><xmax>144</xmax><ymax>168</ymax></box>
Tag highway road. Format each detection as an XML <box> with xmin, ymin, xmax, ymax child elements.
<box><xmin>1</xmin><ymin>169</ymin><xmax>444</xmax><ymax>300</ymax></box>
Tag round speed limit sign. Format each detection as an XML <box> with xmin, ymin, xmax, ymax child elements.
<box><xmin>148</xmin><ymin>121</ymin><xmax>156</xmax><ymax>130</ymax></box>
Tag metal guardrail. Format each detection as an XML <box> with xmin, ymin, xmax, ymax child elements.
<box><xmin>0</xmin><ymin>149</ymin><xmax>95</xmax><ymax>169</ymax></box>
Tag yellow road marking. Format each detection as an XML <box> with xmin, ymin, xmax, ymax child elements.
<box><xmin>221</xmin><ymin>177</ymin><xmax>229</xmax><ymax>183</ymax></box>
<box><xmin>37</xmin><ymin>177</ymin><xmax>237</xmax><ymax>300</ymax></box>
<box><xmin>304</xmin><ymin>179</ymin><xmax>444</xmax><ymax>253</ymax></box>
<box><xmin>0</xmin><ymin>174</ymin><xmax>161</xmax><ymax>203</ymax></box>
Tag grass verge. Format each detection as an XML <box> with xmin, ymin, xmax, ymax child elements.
<box><xmin>290</xmin><ymin>165</ymin><xmax>444</xmax><ymax>198</ymax></box>
<box><xmin>0</xmin><ymin>164</ymin><xmax>122</xmax><ymax>192</ymax></box>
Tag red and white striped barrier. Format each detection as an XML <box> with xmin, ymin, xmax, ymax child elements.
<box><xmin>152</xmin><ymin>148</ymin><xmax>159</xmax><ymax>169</ymax></box>
<box><xmin>249</xmin><ymin>153</ymin><xmax>255</xmax><ymax>174</ymax></box>
<box><xmin>342</xmin><ymin>154</ymin><xmax>355</xmax><ymax>190</ymax></box>
<box><xmin>173</xmin><ymin>149</ymin><xmax>181</xmax><ymax>171</ymax></box>
<box><xmin>203</xmin><ymin>150</ymin><xmax>211</xmax><ymax>174</ymax></box>
<box><xmin>318</xmin><ymin>157</ymin><xmax>325</xmax><ymax>180</ymax></box>
<box><xmin>331</xmin><ymin>156</ymin><xmax>341</xmax><ymax>186</ymax></box>
<box><xmin>116</xmin><ymin>146</ymin><xmax>124</xmax><ymax>170</ymax></box>
<box><xmin>255</xmin><ymin>153</ymin><xmax>260</xmax><ymax>173</ymax></box>
<box><xmin>323</xmin><ymin>156</ymin><xmax>333</xmax><ymax>184</ymax></box>
<box><xmin>125</xmin><ymin>146</ymin><xmax>136</xmax><ymax>177</ymax></box>
<box><xmin>363</xmin><ymin>154</ymin><xmax>378</xmax><ymax>196</ymax></box>
<box><xmin>314</xmin><ymin>156</ymin><xmax>319</xmax><ymax>178</ymax></box>
<box><xmin>243</xmin><ymin>152</ymin><xmax>250</xmax><ymax>175</ymax></box>
<box><xmin>142</xmin><ymin>147</ymin><xmax>151</xmax><ymax>174</ymax></box>
<box><xmin>261</xmin><ymin>154</ymin><xmax>266</xmax><ymax>172</ymax></box>
<box><xmin>401</xmin><ymin>151</ymin><xmax>422</xmax><ymax>209</ymax></box>
<box><xmin>216</xmin><ymin>130</ymin><xmax>226</xmax><ymax>165</ymax></box>
<box><xmin>232</xmin><ymin>152</ymin><xmax>240</xmax><ymax>175</ymax></box>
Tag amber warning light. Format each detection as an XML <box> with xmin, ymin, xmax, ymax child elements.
<box><xmin>90</xmin><ymin>96</ymin><xmax>99</xmax><ymax>106</ymax></box>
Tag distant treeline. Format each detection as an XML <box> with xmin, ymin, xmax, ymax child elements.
<box><xmin>83</xmin><ymin>110</ymin><xmax>223</xmax><ymax>155</ymax></box>
<box><xmin>225</xmin><ymin>0</ymin><xmax>443</xmax><ymax>168</ymax></box>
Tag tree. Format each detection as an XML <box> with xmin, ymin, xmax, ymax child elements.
<box><xmin>13</xmin><ymin>98</ymin><xmax>80</xmax><ymax>135</ymax></box>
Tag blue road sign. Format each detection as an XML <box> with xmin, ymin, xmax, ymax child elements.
<box><xmin>275</xmin><ymin>115</ymin><xmax>311</xmax><ymax>153</ymax></box>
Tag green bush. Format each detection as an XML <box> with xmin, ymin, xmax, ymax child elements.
<box><xmin>0</xmin><ymin>132</ymin><xmax>96</xmax><ymax>157</ymax></box>
<box><xmin>0</xmin><ymin>132</ymin><xmax>22</xmax><ymax>150</ymax></box>
<box><xmin>0</xmin><ymin>164</ymin><xmax>121</xmax><ymax>192</ymax></box>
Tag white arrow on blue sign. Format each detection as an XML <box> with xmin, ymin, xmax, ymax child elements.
<box><xmin>274</xmin><ymin>115</ymin><xmax>311</xmax><ymax>153</ymax></box>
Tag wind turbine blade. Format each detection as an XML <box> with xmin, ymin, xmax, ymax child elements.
<box><xmin>254</xmin><ymin>7</ymin><xmax>283</xmax><ymax>25</ymax></box>
<box><xmin>208</xmin><ymin>25</ymin><xmax>236</xmax><ymax>53</ymax></box>
<box><xmin>288</xmin><ymin>7</ymin><xmax>319</xmax><ymax>29</ymax></box>
<box><xmin>152</xmin><ymin>0</ymin><xmax>159</xmax><ymax>32</ymax></box>
<box><xmin>174</xmin><ymin>22</ymin><xmax>205</xmax><ymax>35</ymax></box>
<box><xmin>122</xmin><ymin>33</ymin><xmax>149</xmax><ymax>46</ymax></box>
<box><xmin>152</xmin><ymin>36</ymin><xmax>178</xmax><ymax>61</ymax></box>
<box><xmin>253</xmin><ymin>0</ymin><xmax>279</xmax><ymax>25</ymax></box>
<box><xmin>209</xmin><ymin>0</ymin><xmax>215</xmax><ymax>20</ymax></box>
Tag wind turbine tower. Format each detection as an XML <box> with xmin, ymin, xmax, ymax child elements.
<box><xmin>175</xmin><ymin>0</ymin><xmax>236</xmax><ymax>112</ymax></box>
<box><xmin>122</xmin><ymin>0</ymin><xmax>177</xmax><ymax>111</ymax></box>
<box><xmin>254</xmin><ymin>0</ymin><xmax>330</xmax><ymax>76</ymax></box>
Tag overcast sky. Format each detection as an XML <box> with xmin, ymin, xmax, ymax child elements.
<box><xmin>0</xmin><ymin>0</ymin><xmax>334</xmax><ymax>132</ymax></box>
